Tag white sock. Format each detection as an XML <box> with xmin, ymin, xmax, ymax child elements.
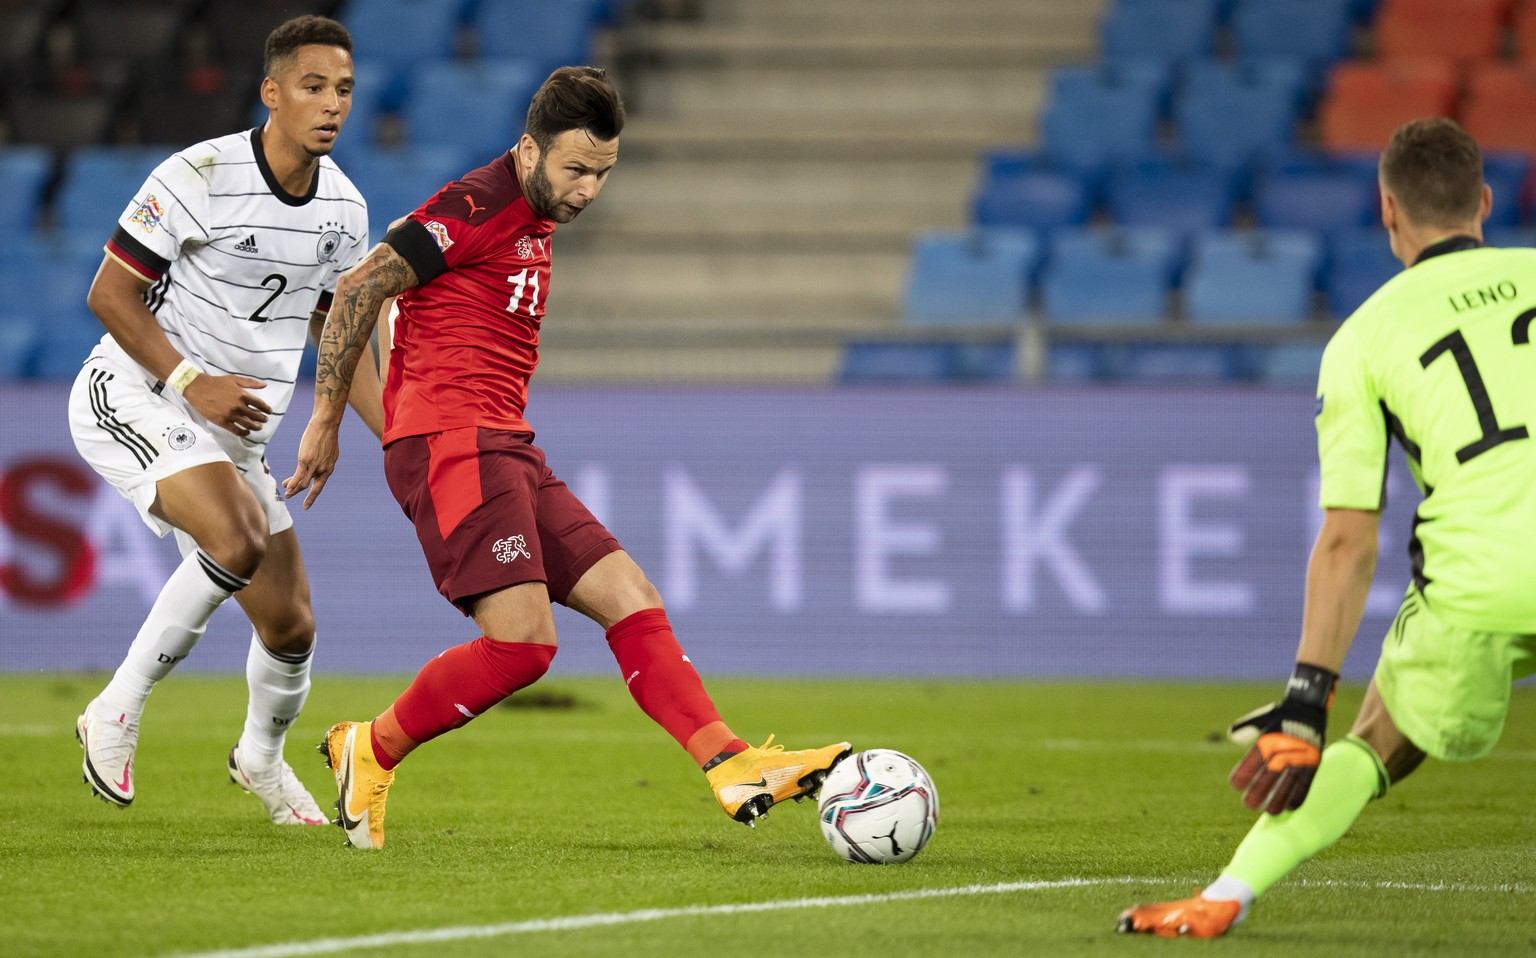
<box><xmin>239</xmin><ymin>632</ymin><xmax>313</xmax><ymax>768</ymax></box>
<box><xmin>1201</xmin><ymin>874</ymin><xmax>1256</xmax><ymax>921</ymax></box>
<box><xmin>97</xmin><ymin>549</ymin><xmax>248</xmax><ymax>720</ymax></box>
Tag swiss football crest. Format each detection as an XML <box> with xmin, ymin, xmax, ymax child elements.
<box><xmin>493</xmin><ymin>534</ymin><xmax>532</xmax><ymax>564</ymax></box>
<box><xmin>515</xmin><ymin>235</ymin><xmax>534</xmax><ymax>260</ymax></box>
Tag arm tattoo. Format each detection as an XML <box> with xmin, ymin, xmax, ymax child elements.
<box><xmin>315</xmin><ymin>246</ymin><xmax>416</xmax><ymax>411</ymax></box>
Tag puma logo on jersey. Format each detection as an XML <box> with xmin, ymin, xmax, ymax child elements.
<box><xmin>235</xmin><ymin>234</ymin><xmax>259</xmax><ymax>253</ymax></box>
<box><xmin>464</xmin><ymin>194</ymin><xmax>486</xmax><ymax>217</ymax></box>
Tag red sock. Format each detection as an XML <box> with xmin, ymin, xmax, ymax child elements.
<box><xmin>374</xmin><ymin>637</ymin><xmax>555</xmax><ymax>769</ymax></box>
<box><xmin>606</xmin><ymin>608</ymin><xmax>747</xmax><ymax>767</ymax></box>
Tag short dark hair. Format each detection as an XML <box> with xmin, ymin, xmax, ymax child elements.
<box><xmin>525</xmin><ymin>66</ymin><xmax>625</xmax><ymax>152</ymax></box>
<box><xmin>264</xmin><ymin>15</ymin><xmax>354</xmax><ymax>78</ymax></box>
<box><xmin>1380</xmin><ymin>118</ymin><xmax>1484</xmax><ymax>228</ymax></box>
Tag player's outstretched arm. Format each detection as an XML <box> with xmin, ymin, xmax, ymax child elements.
<box><xmin>284</xmin><ymin>244</ymin><xmax>417</xmax><ymax>507</ymax></box>
<box><xmin>1228</xmin><ymin>507</ymin><xmax>1379</xmax><ymax>813</ymax></box>
<box><xmin>89</xmin><ymin>255</ymin><xmax>271</xmax><ymax>436</ymax></box>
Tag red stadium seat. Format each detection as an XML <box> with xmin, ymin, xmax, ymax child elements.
<box><xmin>1516</xmin><ymin>2</ymin><xmax>1536</xmax><ymax>61</ymax></box>
<box><xmin>1374</xmin><ymin>0</ymin><xmax>1510</xmax><ymax>64</ymax></box>
<box><xmin>1463</xmin><ymin>63</ymin><xmax>1536</xmax><ymax>154</ymax></box>
<box><xmin>1318</xmin><ymin>60</ymin><xmax>1461</xmax><ymax>152</ymax></box>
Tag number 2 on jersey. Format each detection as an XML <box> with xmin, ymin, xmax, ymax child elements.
<box><xmin>247</xmin><ymin>273</ymin><xmax>287</xmax><ymax>323</ymax></box>
<box><xmin>1419</xmin><ymin>307</ymin><xmax>1536</xmax><ymax>463</ymax></box>
<box><xmin>506</xmin><ymin>267</ymin><xmax>543</xmax><ymax>316</ymax></box>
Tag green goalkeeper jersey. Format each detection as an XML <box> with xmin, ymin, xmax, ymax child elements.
<box><xmin>1317</xmin><ymin>236</ymin><xmax>1536</xmax><ymax>632</ymax></box>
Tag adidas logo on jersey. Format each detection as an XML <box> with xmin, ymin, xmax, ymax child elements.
<box><xmin>234</xmin><ymin>234</ymin><xmax>260</xmax><ymax>253</ymax></box>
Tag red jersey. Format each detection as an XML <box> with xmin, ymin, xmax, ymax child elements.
<box><xmin>381</xmin><ymin>152</ymin><xmax>556</xmax><ymax>444</ymax></box>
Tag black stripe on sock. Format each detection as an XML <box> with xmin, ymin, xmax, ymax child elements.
<box><xmin>196</xmin><ymin>550</ymin><xmax>250</xmax><ymax>593</ymax></box>
<box><xmin>258</xmin><ymin>642</ymin><xmax>313</xmax><ymax>665</ymax></box>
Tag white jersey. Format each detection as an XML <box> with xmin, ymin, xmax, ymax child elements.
<box><xmin>97</xmin><ymin>126</ymin><xmax>368</xmax><ymax>447</ymax></box>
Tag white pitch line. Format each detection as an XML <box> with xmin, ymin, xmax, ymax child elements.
<box><xmin>162</xmin><ymin>876</ymin><xmax>1532</xmax><ymax>958</ymax></box>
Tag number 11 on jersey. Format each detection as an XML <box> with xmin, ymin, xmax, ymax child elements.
<box><xmin>506</xmin><ymin>267</ymin><xmax>543</xmax><ymax>317</ymax></box>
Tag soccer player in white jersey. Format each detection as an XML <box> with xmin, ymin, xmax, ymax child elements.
<box><xmin>66</xmin><ymin>16</ymin><xmax>377</xmax><ymax>825</ymax></box>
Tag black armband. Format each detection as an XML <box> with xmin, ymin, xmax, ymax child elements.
<box><xmin>1283</xmin><ymin>662</ymin><xmax>1339</xmax><ymax>711</ymax></box>
<box><xmin>382</xmin><ymin>218</ymin><xmax>448</xmax><ymax>286</ymax></box>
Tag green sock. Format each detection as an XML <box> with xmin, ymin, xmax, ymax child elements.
<box><xmin>1221</xmin><ymin>737</ymin><xmax>1389</xmax><ymax>897</ymax></box>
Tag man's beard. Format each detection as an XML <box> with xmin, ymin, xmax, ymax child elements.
<box><xmin>525</xmin><ymin>159</ymin><xmax>576</xmax><ymax>223</ymax></box>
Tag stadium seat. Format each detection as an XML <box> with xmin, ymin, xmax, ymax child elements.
<box><xmin>1041</xmin><ymin>227</ymin><xmax>1179</xmax><ymax>325</ymax></box>
<box><xmin>1230</xmin><ymin>0</ymin><xmax>1352</xmax><ymax>65</ymax></box>
<box><xmin>1374</xmin><ymin>0</ymin><xmax>1508</xmax><ymax>63</ymax></box>
<box><xmin>70</xmin><ymin>0</ymin><xmax>186</xmax><ymax>75</ymax></box>
<box><xmin>339</xmin><ymin>145</ymin><xmax>467</xmax><ymax>242</ymax></box>
<box><xmin>1326</xmin><ymin>228</ymin><xmax>1401</xmax><ymax>316</ymax></box>
<box><xmin>1099</xmin><ymin>0</ymin><xmax>1217</xmax><ymax>63</ymax></box>
<box><xmin>1039</xmin><ymin>83</ymin><xmax>1160</xmax><ymax>166</ymax></box>
<box><xmin>8</xmin><ymin>93</ymin><xmax>116</xmax><ymax>152</ymax></box>
<box><xmin>0</xmin><ymin>146</ymin><xmax>52</xmax><ymax>232</ymax></box>
<box><xmin>1183</xmin><ymin>57</ymin><xmax>1312</xmax><ymax>112</ymax></box>
<box><xmin>1462</xmin><ymin>65</ymin><xmax>1536</xmax><ymax>158</ymax></box>
<box><xmin>902</xmin><ymin>228</ymin><xmax>1039</xmax><ymax>326</ymax></box>
<box><xmin>1253</xmin><ymin>164</ymin><xmax>1377</xmax><ymax>232</ymax></box>
<box><xmin>474</xmin><ymin>0</ymin><xmax>602</xmax><ymax>77</ymax></box>
<box><xmin>840</xmin><ymin>340</ymin><xmax>1015</xmax><ymax>384</ymax></box>
<box><xmin>1486</xmin><ymin>226</ymin><xmax>1536</xmax><ymax>248</ymax></box>
<box><xmin>1317</xmin><ymin>61</ymin><xmax>1459</xmax><ymax>152</ymax></box>
<box><xmin>1105</xmin><ymin>157</ymin><xmax>1240</xmax><ymax>235</ymax></box>
<box><xmin>404</xmin><ymin>59</ymin><xmax>541</xmax><ymax>168</ymax></box>
<box><xmin>971</xmin><ymin>169</ymin><xmax>1092</xmax><ymax>231</ymax></box>
<box><xmin>1260</xmin><ymin>342</ymin><xmax>1329</xmax><ymax>383</ymax></box>
<box><xmin>1048</xmin><ymin>59</ymin><xmax>1176</xmax><ymax>117</ymax></box>
<box><xmin>1481</xmin><ymin>152</ymin><xmax>1529</xmax><ymax>228</ymax></box>
<box><xmin>0</xmin><ymin>315</ymin><xmax>41</xmax><ymax>380</ymax></box>
<box><xmin>337</xmin><ymin>0</ymin><xmax>461</xmax><ymax>103</ymax></box>
<box><xmin>1176</xmin><ymin>64</ymin><xmax>1302</xmax><ymax>162</ymax></box>
<box><xmin>132</xmin><ymin>69</ymin><xmax>252</xmax><ymax>146</ymax></box>
<box><xmin>1044</xmin><ymin>341</ymin><xmax>1108</xmax><ymax>383</ymax></box>
<box><xmin>978</xmin><ymin>150</ymin><xmax>1109</xmax><ymax>206</ymax></box>
<box><xmin>1112</xmin><ymin>342</ymin><xmax>1257</xmax><ymax>382</ymax></box>
<box><xmin>32</xmin><ymin>319</ymin><xmax>106</xmax><ymax>380</ymax></box>
<box><xmin>1184</xmin><ymin>230</ymin><xmax>1322</xmax><ymax>324</ymax></box>
<box><xmin>1518</xmin><ymin>1</ymin><xmax>1536</xmax><ymax>61</ymax></box>
<box><xmin>0</xmin><ymin>3</ymin><xmax>49</xmax><ymax>68</ymax></box>
<box><xmin>54</xmin><ymin>146</ymin><xmax>175</xmax><ymax>234</ymax></box>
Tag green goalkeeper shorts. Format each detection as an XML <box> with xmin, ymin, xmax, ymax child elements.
<box><xmin>1375</xmin><ymin>587</ymin><xmax>1536</xmax><ymax>762</ymax></box>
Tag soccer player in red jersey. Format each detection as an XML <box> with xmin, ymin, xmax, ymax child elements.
<box><xmin>284</xmin><ymin>67</ymin><xmax>850</xmax><ymax>849</ymax></box>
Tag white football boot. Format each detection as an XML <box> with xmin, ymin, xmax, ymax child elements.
<box><xmin>76</xmin><ymin>701</ymin><xmax>139</xmax><ymax>807</ymax></box>
<box><xmin>228</xmin><ymin>743</ymin><xmax>329</xmax><ymax>825</ymax></box>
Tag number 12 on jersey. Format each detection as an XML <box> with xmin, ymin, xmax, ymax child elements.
<box><xmin>506</xmin><ymin>267</ymin><xmax>543</xmax><ymax>317</ymax></box>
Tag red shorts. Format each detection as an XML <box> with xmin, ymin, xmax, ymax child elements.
<box><xmin>383</xmin><ymin>427</ymin><xmax>619</xmax><ymax>613</ymax></box>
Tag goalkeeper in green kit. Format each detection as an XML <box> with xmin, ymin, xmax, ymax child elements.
<box><xmin>1118</xmin><ymin>117</ymin><xmax>1536</xmax><ymax>938</ymax></box>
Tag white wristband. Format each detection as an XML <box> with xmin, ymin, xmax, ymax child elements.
<box><xmin>166</xmin><ymin>359</ymin><xmax>203</xmax><ymax>396</ymax></box>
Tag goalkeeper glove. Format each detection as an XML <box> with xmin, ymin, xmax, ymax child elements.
<box><xmin>1227</xmin><ymin>662</ymin><xmax>1338</xmax><ymax>815</ymax></box>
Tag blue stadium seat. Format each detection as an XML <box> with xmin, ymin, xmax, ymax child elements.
<box><xmin>54</xmin><ymin>147</ymin><xmax>175</xmax><ymax>235</ymax></box>
<box><xmin>1042</xmin><ymin>227</ymin><xmax>1179</xmax><ymax>325</ymax></box>
<box><xmin>475</xmin><ymin>0</ymin><xmax>602</xmax><ymax>77</ymax></box>
<box><xmin>1260</xmin><ymin>342</ymin><xmax>1328</xmax><ymax>383</ymax></box>
<box><xmin>971</xmin><ymin>169</ymin><xmax>1092</xmax><ymax>231</ymax></box>
<box><xmin>1184</xmin><ymin>57</ymin><xmax>1313</xmax><ymax>111</ymax></box>
<box><xmin>337</xmin><ymin>0</ymin><xmax>461</xmax><ymax>74</ymax></box>
<box><xmin>1326</xmin><ymin>229</ymin><xmax>1400</xmax><ymax>317</ymax></box>
<box><xmin>1099</xmin><ymin>1</ymin><xmax>1217</xmax><ymax>62</ymax></box>
<box><xmin>1176</xmin><ymin>64</ymin><xmax>1302</xmax><ymax>162</ymax></box>
<box><xmin>1040</xmin><ymin>85</ymin><xmax>1160</xmax><ymax>166</ymax></box>
<box><xmin>405</xmin><ymin>59</ymin><xmax>542</xmax><ymax>168</ymax></box>
<box><xmin>0</xmin><ymin>315</ymin><xmax>41</xmax><ymax>380</ymax></box>
<box><xmin>1049</xmin><ymin>59</ymin><xmax>1176</xmax><ymax>116</ymax></box>
<box><xmin>1112</xmin><ymin>342</ymin><xmax>1257</xmax><ymax>382</ymax></box>
<box><xmin>342</xmin><ymin>145</ymin><xmax>469</xmax><ymax>242</ymax></box>
<box><xmin>902</xmin><ymin>229</ymin><xmax>1039</xmax><ymax>326</ymax></box>
<box><xmin>32</xmin><ymin>320</ymin><xmax>107</xmax><ymax>381</ymax></box>
<box><xmin>1106</xmin><ymin>157</ymin><xmax>1240</xmax><ymax>235</ymax></box>
<box><xmin>1045</xmin><ymin>341</ymin><xmax>1108</xmax><ymax>382</ymax></box>
<box><xmin>840</xmin><ymin>341</ymin><xmax>1015</xmax><ymax>384</ymax></box>
<box><xmin>1254</xmin><ymin>167</ymin><xmax>1377</xmax><ymax>231</ymax></box>
<box><xmin>1486</xmin><ymin>227</ymin><xmax>1536</xmax><ymax>249</ymax></box>
<box><xmin>1482</xmin><ymin>152</ymin><xmax>1529</xmax><ymax>229</ymax></box>
<box><xmin>0</xmin><ymin>147</ymin><xmax>52</xmax><ymax>232</ymax></box>
<box><xmin>1230</xmin><ymin>0</ymin><xmax>1352</xmax><ymax>65</ymax></box>
<box><xmin>1185</xmin><ymin>230</ymin><xmax>1322</xmax><ymax>324</ymax></box>
<box><xmin>977</xmin><ymin>150</ymin><xmax>1109</xmax><ymax>207</ymax></box>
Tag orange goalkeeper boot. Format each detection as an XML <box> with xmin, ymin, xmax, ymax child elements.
<box><xmin>1116</xmin><ymin>894</ymin><xmax>1243</xmax><ymax>938</ymax></box>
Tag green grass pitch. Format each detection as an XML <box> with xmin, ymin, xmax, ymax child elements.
<box><xmin>2</xmin><ymin>675</ymin><xmax>1531</xmax><ymax>957</ymax></box>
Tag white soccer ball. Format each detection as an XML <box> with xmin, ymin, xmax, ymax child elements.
<box><xmin>817</xmin><ymin>748</ymin><xmax>938</xmax><ymax>864</ymax></box>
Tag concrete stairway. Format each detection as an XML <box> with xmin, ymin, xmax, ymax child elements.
<box><xmin>536</xmin><ymin>0</ymin><xmax>1104</xmax><ymax>381</ymax></box>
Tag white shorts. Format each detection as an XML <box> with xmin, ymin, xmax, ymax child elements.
<box><xmin>69</xmin><ymin>356</ymin><xmax>293</xmax><ymax>540</ymax></box>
